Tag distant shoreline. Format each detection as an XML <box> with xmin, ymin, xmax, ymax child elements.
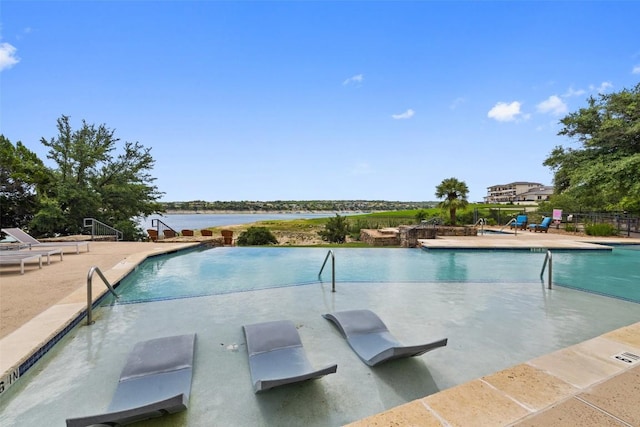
<box><xmin>163</xmin><ymin>210</ymin><xmax>367</xmax><ymax>215</ymax></box>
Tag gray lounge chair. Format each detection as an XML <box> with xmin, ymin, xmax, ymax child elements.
<box><xmin>15</xmin><ymin>248</ymin><xmax>64</xmax><ymax>264</ymax></box>
<box><xmin>243</xmin><ymin>320</ymin><xmax>337</xmax><ymax>393</ymax></box>
<box><xmin>323</xmin><ymin>309</ymin><xmax>448</xmax><ymax>366</ymax></box>
<box><xmin>66</xmin><ymin>333</ymin><xmax>196</xmax><ymax>427</ymax></box>
<box><xmin>2</xmin><ymin>228</ymin><xmax>89</xmax><ymax>254</ymax></box>
<box><xmin>0</xmin><ymin>253</ymin><xmax>43</xmax><ymax>274</ymax></box>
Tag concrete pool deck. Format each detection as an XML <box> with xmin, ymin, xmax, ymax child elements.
<box><xmin>1</xmin><ymin>233</ymin><xmax>639</xmax><ymax>425</ymax></box>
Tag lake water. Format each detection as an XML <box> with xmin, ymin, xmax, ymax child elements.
<box><xmin>140</xmin><ymin>212</ymin><xmax>340</xmax><ymax>230</ymax></box>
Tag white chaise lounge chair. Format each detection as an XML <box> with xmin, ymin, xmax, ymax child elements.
<box><xmin>15</xmin><ymin>248</ymin><xmax>63</xmax><ymax>264</ymax></box>
<box><xmin>323</xmin><ymin>309</ymin><xmax>448</xmax><ymax>366</ymax></box>
<box><xmin>66</xmin><ymin>333</ymin><xmax>196</xmax><ymax>427</ymax></box>
<box><xmin>2</xmin><ymin>228</ymin><xmax>89</xmax><ymax>254</ymax></box>
<box><xmin>0</xmin><ymin>253</ymin><xmax>43</xmax><ymax>274</ymax></box>
<box><xmin>243</xmin><ymin>319</ymin><xmax>338</xmax><ymax>392</ymax></box>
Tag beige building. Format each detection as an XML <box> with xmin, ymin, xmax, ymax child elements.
<box><xmin>484</xmin><ymin>182</ymin><xmax>552</xmax><ymax>204</ymax></box>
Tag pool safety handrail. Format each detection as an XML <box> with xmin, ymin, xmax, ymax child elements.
<box><xmin>318</xmin><ymin>250</ymin><xmax>336</xmax><ymax>292</ymax></box>
<box><xmin>500</xmin><ymin>218</ymin><xmax>518</xmax><ymax>235</ymax></box>
<box><xmin>86</xmin><ymin>266</ymin><xmax>118</xmax><ymax>325</ymax></box>
<box><xmin>474</xmin><ymin>218</ymin><xmax>486</xmax><ymax>235</ymax></box>
<box><xmin>540</xmin><ymin>250</ymin><xmax>552</xmax><ymax>289</ymax></box>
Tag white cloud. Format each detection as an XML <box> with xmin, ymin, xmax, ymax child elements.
<box><xmin>16</xmin><ymin>27</ymin><xmax>33</xmax><ymax>40</ymax></box>
<box><xmin>537</xmin><ymin>95</ymin><xmax>568</xmax><ymax>116</ymax></box>
<box><xmin>563</xmin><ymin>86</ymin><xmax>586</xmax><ymax>98</ymax></box>
<box><xmin>487</xmin><ymin>101</ymin><xmax>523</xmax><ymax>122</ymax></box>
<box><xmin>391</xmin><ymin>109</ymin><xmax>415</xmax><ymax>120</ymax></box>
<box><xmin>0</xmin><ymin>42</ymin><xmax>20</xmax><ymax>71</ymax></box>
<box><xmin>590</xmin><ymin>81</ymin><xmax>613</xmax><ymax>93</ymax></box>
<box><xmin>632</xmin><ymin>65</ymin><xmax>640</xmax><ymax>74</ymax></box>
<box><xmin>343</xmin><ymin>74</ymin><xmax>363</xmax><ymax>86</ymax></box>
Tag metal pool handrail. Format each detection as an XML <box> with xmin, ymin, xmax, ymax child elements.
<box><xmin>86</xmin><ymin>266</ymin><xmax>119</xmax><ymax>325</ymax></box>
<box><xmin>500</xmin><ymin>218</ymin><xmax>519</xmax><ymax>235</ymax></box>
<box><xmin>540</xmin><ymin>250</ymin><xmax>553</xmax><ymax>289</ymax></box>
<box><xmin>318</xmin><ymin>250</ymin><xmax>336</xmax><ymax>292</ymax></box>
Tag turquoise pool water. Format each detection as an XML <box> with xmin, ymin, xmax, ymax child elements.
<box><xmin>112</xmin><ymin>246</ymin><xmax>640</xmax><ymax>304</ymax></box>
<box><xmin>2</xmin><ymin>246</ymin><xmax>639</xmax><ymax>426</ymax></box>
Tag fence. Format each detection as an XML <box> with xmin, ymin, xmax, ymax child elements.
<box><xmin>536</xmin><ymin>212</ymin><xmax>639</xmax><ymax>237</ymax></box>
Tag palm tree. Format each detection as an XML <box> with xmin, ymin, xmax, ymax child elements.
<box><xmin>435</xmin><ymin>177</ymin><xmax>469</xmax><ymax>225</ymax></box>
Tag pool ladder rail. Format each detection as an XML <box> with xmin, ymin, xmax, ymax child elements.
<box><xmin>499</xmin><ymin>218</ymin><xmax>519</xmax><ymax>235</ymax></box>
<box><xmin>474</xmin><ymin>218</ymin><xmax>487</xmax><ymax>235</ymax></box>
<box><xmin>86</xmin><ymin>266</ymin><xmax>119</xmax><ymax>325</ymax></box>
<box><xmin>540</xmin><ymin>250</ymin><xmax>553</xmax><ymax>289</ymax></box>
<box><xmin>318</xmin><ymin>250</ymin><xmax>336</xmax><ymax>292</ymax></box>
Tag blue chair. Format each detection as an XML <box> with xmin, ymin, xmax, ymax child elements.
<box><xmin>510</xmin><ymin>215</ymin><xmax>528</xmax><ymax>230</ymax></box>
<box><xmin>528</xmin><ymin>217</ymin><xmax>552</xmax><ymax>233</ymax></box>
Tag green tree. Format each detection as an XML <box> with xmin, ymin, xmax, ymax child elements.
<box><xmin>435</xmin><ymin>177</ymin><xmax>469</xmax><ymax>225</ymax></box>
<box><xmin>237</xmin><ymin>227</ymin><xmax>278</xmax><ymax>245</ymax></box>
<box><xmin>544</xmin><ymin>83</ymin><xmax>640</xmax><ymax>212</ymax></box>
<box><xmin>318</xmin><ymin>214</ymin><xmax>349</xmax><ymax>243</ymax></box>
<box><xmin>0</xmin><ymin>136</ymin><xmax>52</xmax><ymax>229</ymax></box>
<box><xmin>34</xmin><ymin>115</ymin><xmax>164</xmax><ymax>238</ymax></box>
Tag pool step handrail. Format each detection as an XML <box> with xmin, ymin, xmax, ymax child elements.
<box><xmin>318</xmin><ymin>250</ymin><xmax>336</xmax><ymax>292</ymax></box>
<box><xmin>540</xmin><ymin>250</ymin><xmax>553</xmax><ymax>289</ymax></box>
<box><xmin>86</xmin><ymin>266</ymin><xmax>119</xmax><ymax>325</ymax></box>
<box><xmin>500</xmin><ymin>218</ymin><xmax>519</xmax><ymax>235</ymax></box>
<box><xmin>474</xmin><ymin>218</ymin><xmax>486</xmax><ymax>235</ymax></box>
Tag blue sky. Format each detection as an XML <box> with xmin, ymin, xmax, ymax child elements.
<box><xmin>2</xmin><ymin>1</ymin><xmax>639</xmax><ymax>203</ymax></box>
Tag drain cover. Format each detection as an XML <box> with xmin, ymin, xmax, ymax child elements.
<box><xmin>611</xmin><ymin>351</ymin><xmax>640</xmax><ymax>365</ymax></box>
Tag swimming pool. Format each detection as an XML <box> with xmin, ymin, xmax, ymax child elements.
<box><xmin>113</xmin><ymin>246</ymin><xmax>640</xmax><ymax>304</ymax></box>
<box><xmin>1</xmin><ymin>246</ymin><xmax>639</xmax><ymax>426</ymax></box>
<box><xmin>476</xmin><ymin>229</ymin><xmax>512</xmax><ymax>235</ymax></box>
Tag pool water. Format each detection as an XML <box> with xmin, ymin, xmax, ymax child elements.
<box><xmin>112</xmin><ymin>246</ymin><xmax>640</xmax><ymax>304</ymax></box>
<box><xmin>476</xmin><ymin>229</ymin><xmax>511</xmax><ymax>235</ymax></box>
<box><xmin>1</xmin><ymin>246</ymin><xmax>639</xmax><ymax>426</ymax></box>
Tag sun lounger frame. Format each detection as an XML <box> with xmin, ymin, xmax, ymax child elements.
<box><xmin>243</xmin><ymin>319</ymin><xmax>337</xmax><ymax>392</ymax></box>
<box><xmin>2</xmin><ymin>228</ymin><xmax>90</xmax><ymax>254</ymax></box>
<box><xmin>323</xmin><ymin>309</ymin><xmax>448</xmax><ymax>366</ymax></box>
<box><xmin>0</xmin><ymin>253</ymin><xmax>43</xmax><ymax>274</ymax></box>
<box><xmin>66</xmin><ymin>333</ymin><xmax>196</xmax><ymax>427</ymax></box>
<box><xmin>16</xmin><ymin>248</ymin><xmax>64</xmax><ymax>264</ymax></box>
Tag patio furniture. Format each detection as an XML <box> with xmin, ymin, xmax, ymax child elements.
<box><xmin>323</xmin><ymin>309</ymin><xmax>448</xmax><ymax>366</ymax></box>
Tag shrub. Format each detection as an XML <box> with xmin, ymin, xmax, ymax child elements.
<box><xmin>318</xmin><ymin>214</ymin><xmax>349</xmax><ymax>243</ymax></box>
<box><xmin>455</xmin><ymin>210</ymin><xmax>475</xmax><ymax>225</ymax></box>
<box><xmin>415</xmin><ymin>210</ymin><xmax>428</xmax><ymax>223</ymax></box>
<box><xmin>236</xmin><ymin>227</ymin><xmax>278</xmax><ymax>245</ymax></box>
<box><xmin>564</xmin><ymin>224</ymin><xmax>578</xmax><ymax>233</ymax></box>
<box><xmin>584</xmin><ymin>223</ymin><xmax>618</xmax><ymax>236</ymax></box>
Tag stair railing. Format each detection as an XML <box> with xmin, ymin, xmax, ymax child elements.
<box><xmin>83</xmin><ymin>218</ymin><xmax>123</xmax><ymax>241</ymax></box>
<box><xmin>150</xmin><ymin>218</ymin><xmax>179</xmax><ymax>239</ymax></box>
